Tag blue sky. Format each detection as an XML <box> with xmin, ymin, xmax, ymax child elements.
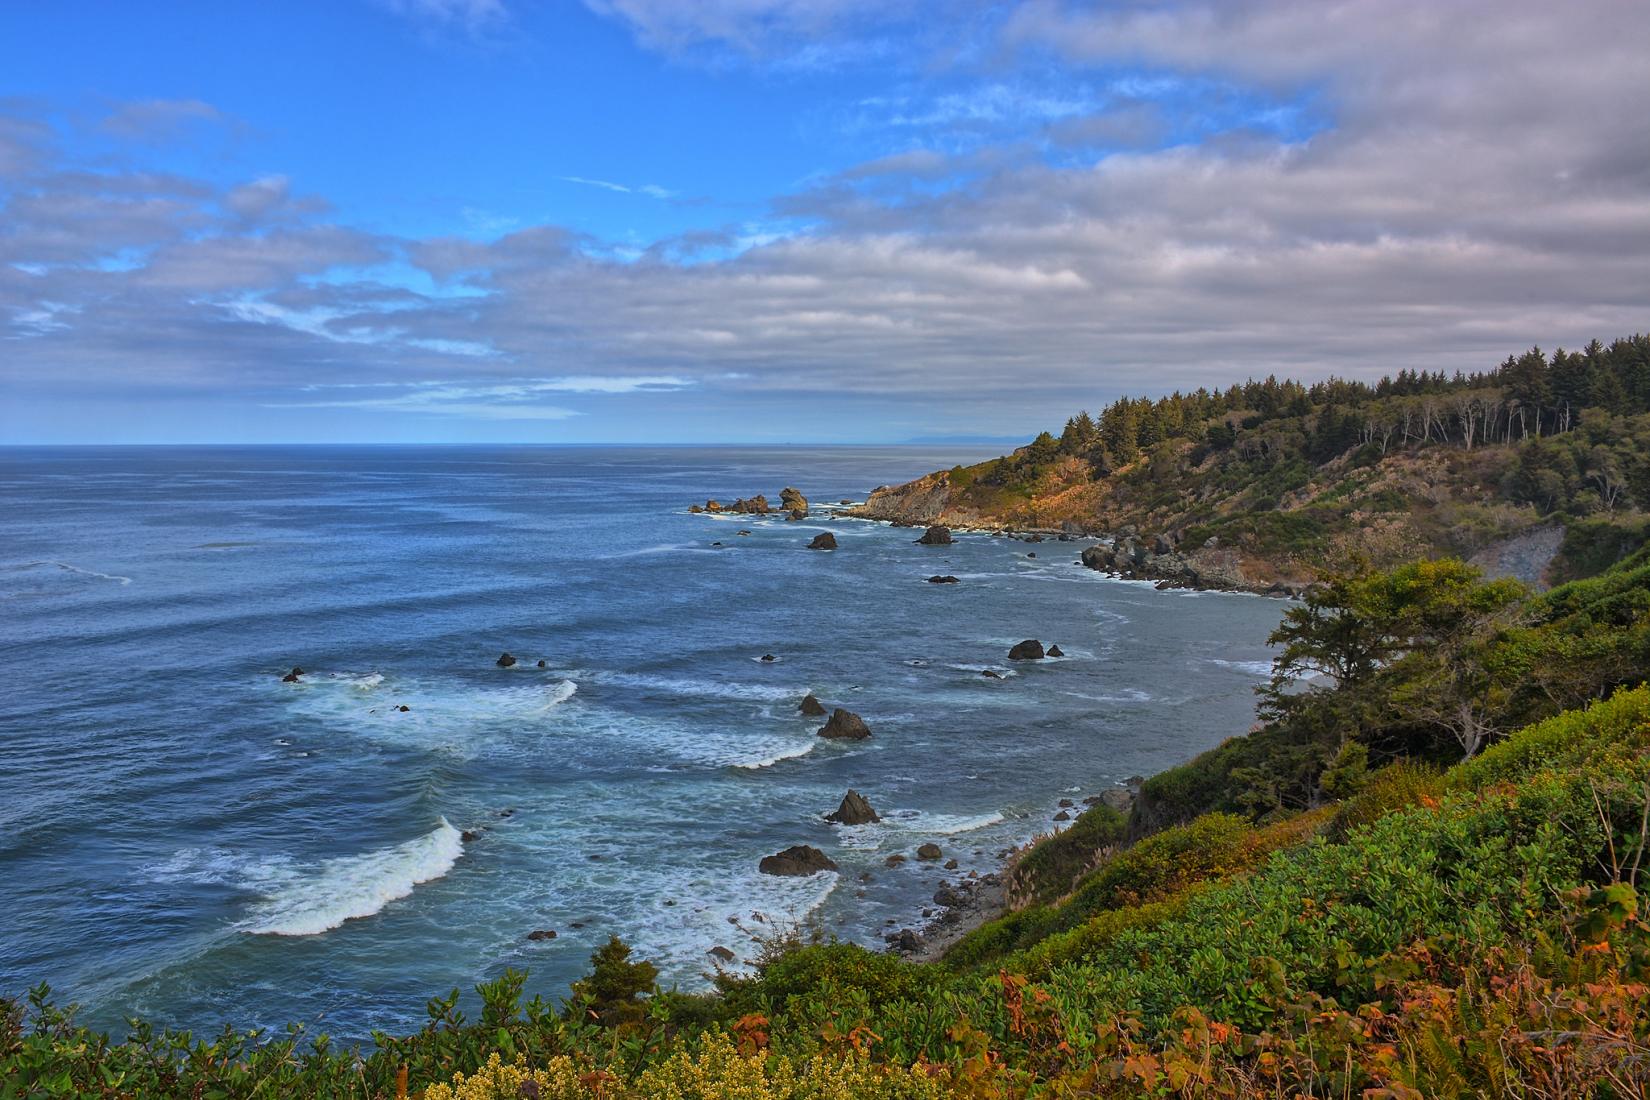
<box><xmin>1</xmin><ymin>1</ymin><xmax>1644</xmax><ymax>443</ymax></box>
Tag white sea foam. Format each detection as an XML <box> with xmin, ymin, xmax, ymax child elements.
<box><xmin>580</xmin><ymin>670</ymin><xmax>800</xmax><ymax>704</ymax></box>
<box><xmin>1209</xmin><ymin>658</ymin><xmax>1274</xmax><ymax>677</ymax></box>
<box><xmin>23</xmin><ymin>560</ymin><xmax>132</xmax><ymax>585</ymax></box>
<box><xmin>730</xmin><ymin>741</ymin><xmax>817</xmax><ymax>769</ymax></box>
<box><xmin>243</xmin><ymin>819</ymin><xmax>463</xmax><ymax>936</ymax></box>
<box><xmin>1060</xmin><ymin>688</ymin><xmax>1153</xmax><ymax>704</ymax></box>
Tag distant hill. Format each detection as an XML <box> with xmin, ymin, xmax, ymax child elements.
<box><xmin>855</xmin><ymin>333</ymin><xmax>1650</xmax><ymax>590</ymax></box>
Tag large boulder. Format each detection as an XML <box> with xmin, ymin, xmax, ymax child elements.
<box><xmin>808</xmin><ymin>532</ymin><xmax>838</xmax><ymax>550</ymax></box>
<box><xmin>916</xmin><ymin>842</ymin><xmax>943</xmax><ymax>860</ymax></box>
<box><xmin>779</xmin><ymin>487</ymin><xmax>809</xmax><ymax>518</ymax></box>
<box><xmin>799</xmin><ymin>693</ymin><xmax>828</xmax><ymax>716</ymax></box>
<box><xmin>497</xmin><ymin>652</ymin><xmax>517</xmax><ymax>668</ymax></box>
<box><xmin>916</xmin><ymin>525</ymin><xmax>953</xmax><ymax>545</ymax></box>
<box><xmin>1046</xmin><ymin>644</ymin><xmax>1065</xmax><ymax>657</ymax></box>
<box><xmin>825</xmin><ymin>789</ymin><xmax>880</xmax><ymax>825</ymax></box>
<box><xmin>759</xmin><ymin>845</ymin><xmax>839</xmax><ymax>876</ymax></box>
<box><xmin>704</xmin><ymin>500</ymin><xmax>723</xmax><ymax>512</ymax></box>
<box><xmin>1007</xmin><ymin>639</ymin><xmax>1045</xmax><ymax>661</ymax></box>
<box><xmin>732</xmin><ymin>495</ymin><xmax>770</xmax><ymax>514</ymax></box>
<box><xmin>818</xmin><ymin>708</ymin><xmax>872</xmax><ymax>739</ymax></box>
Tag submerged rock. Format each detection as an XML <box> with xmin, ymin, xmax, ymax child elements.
<box><xmin>927</xmin><ymin>575</ymin><xmax>960</xmax><ymax>584</ymax></box>
<box><xmin>760</xmin><ymin>654</ymin><xmax>777</xmax><ymax>662</ymax></box>
<box><xmin>799</xmin><ymin>693</ymin><xmax>828</xmax><ymax>717</ymax></box>
<box><xmin>759</xmin><ymin>845</ymin><xmax>839</xmax><ymax>876</ymax></box>
<box><xmin>497</xmin><ymin>652</ymin><xmax>517</xmax><ymax>668</ymax></box>
<box><xmin>527</xmin><ymin>929</ymin><xmax>558</xmax><ymax>941</ymax></box>
<box><xmin>1008</xmin><ymin>639</ymin><xmax>1045</xmax><ymax>661</ymax></box>
<box><xmin>916</xmin><ymin>842</ymin><xmax>943</xmax><ymax>860</ymax></box>
<box><xmin>808</xmin><ymin>532</ymin><xmax>838</xmax><ymax>550</ymax></box>
<box><xmin>885</xmin><ymin>853</ymin><xmax>907</xmax><ymax>867</ymax></box>
<box><xmin>818</xmin><ymin>708</ymin><xmax>871</xmax><ymax>739</ymax></box>
<box><xmin>916</xmin><ymin>525</ymin><xmax>953</xmax><ymax>545</ymax></box>
<box><xmin>826</xmin><ymin>789</ymin><xmax>880</xmax><ymax>825</ymax></box>
<box><xmin>981</xmin><ymin>669</ymin><xmax>1003</xmax><ymax>679</ymax></box>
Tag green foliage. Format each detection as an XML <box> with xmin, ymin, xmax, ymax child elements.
<box><xmin>1005</xmin><ymin>801</ymin><xmax>1126</xmax><ymax>904</ymax></box>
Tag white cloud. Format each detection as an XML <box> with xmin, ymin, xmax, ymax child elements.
<box><xmin>559</xmin><ymin>175</ymin><xmax>678</xmax><ymax>200</ymax></box>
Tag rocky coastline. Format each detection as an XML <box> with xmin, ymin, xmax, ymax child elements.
<box><xmin>667</xmin><ymin>486</ymin><xmax>1286</xmax><ymax>964</ymax></box>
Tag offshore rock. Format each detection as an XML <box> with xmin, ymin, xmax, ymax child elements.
<box><xmin>281</xmin><ymin>666</ymin><xmax>303</xmax><ymax>682</ymax></box>
<box><xmin>808</xmin><ymin>532</ymin><xmax>837</xmax><ymax>550</ymax></box>
<box><xmin>779</xmin><ymin>487</ymin><xmax>809</xmax><ymax>518</ymax></box>
<box><xmin>759</xmin><ymin>845</ymin><xmax>839</xmax><ymax>876</ymax></box>
<box><xmin>916</xmin><ymin>842</ymin><xmax>943</xmax><ymax>860</ymax></box>
<box><xmin>826</xmin><ymin>789</ymin><xmax>880</xmax><ymax>825</ymax></box>
<box><xmin>916</xmin><ymin>525</ymin><xmax>953</xmax><ymax>545</ymax></box>
<box><xmin>819</xmin><ymin>708</ymin><xmax>871</xmax><ymax>739</ymax></box>
<box><xmin>496</xmin><ymin>652</ymin><xmax>517</xmax><ymax>668</ymax></box>
<box><xmin>799</xmin><ymin>693</ymin><xmax>828</xmax><ymax>717</ymax></box>
<box><xmin>1008</xmin><ymin>639</ymin><xmax>1045</xmax><ymax>661</ymax></box>
<box><xmin>927</xmin><ymin>575</ymin><xmax>960</xmax><ymax>584</ymax></box>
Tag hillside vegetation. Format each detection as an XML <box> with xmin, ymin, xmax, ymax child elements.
<box><xmin>854</xmin><ymin>334</ymin><xmax>1650</xmax><ymax>589</ymax></box>
<box><xmin>6</xmin><ymin>545</ymin><xmax>1650</xmax><ymax>1096</ymax></box>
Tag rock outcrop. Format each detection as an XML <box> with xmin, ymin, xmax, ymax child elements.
<box><xmin>281</xmin><ymin>666</ymin><xmax>303</xmax><ymax>682</ymax></box>
<box><xmin>779</xmin><ymin>487</ymin><xmax>809</xmax><ymax>519</ymax></box>
<box><xmin>916</xmin><ymin>842</ymin><xmax>943</xmax><ymax>860</ymax></box>
<box><xmin>497</xmin><ymin>652</ymin><xmax>517</xmax><ymax>668</ymax></box>
<box><xmin>916</xmin><ymin>525</ymin><xmax>953</xmax><ymax>545</ymax></box>
<box><xmin>818</xmin><ymin>708</ymin><xmax>872</xmax><ymax>739</ymax></box>
<box><xmin>825</xmin><ymin>789</ymin><xmax>880</xmax><ymax>825</ymax></box>
<box><xmin>1008</xmin><ymin>639</ymin><xmax>1045</xmax><ymax>661</ymax></box>
<box><xmin>1046</xmin><ymin>644</ymin><xmax>1064</xmax><ymax>657</ymax></box>
<box><xmin>808</xmin><ymin>532</ymin><xmax>837</xmax><ymax>551</ymax></box>
<box><xmin>799</xmin><ymin>693</ymin><xmax>827</xmax><ymax>716</ymax></box>
<box><xmin>759</xmin><ymin>845</ymin><xmax>839</xmax><ymax>876</ymax></box>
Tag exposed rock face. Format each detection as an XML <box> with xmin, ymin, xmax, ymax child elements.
<box><xmin>819</xmin><ymin>708</ymin><xmax>871</xmax><ymax>739</ymax></box>
<box><xmin>759</xmin><ymin>845</ymin><xmax>839</xmax><ymax>876</ymax></box>
<box><xmin>497</xmin><ymin>652</ymin><xmax>517</xmax><ymax>668</ymax></box>
<box><xmin>705</xmin><ymin>500</ymin><xmax>723</xmax><ymax>512</ymax></box>
<box><xmin>927</xmin><ymin>575</ymin><xmax>960</xmax><ymax>584</ymax></box>
<box><xmin>933</xmin><ymin>885</ymin><xmax>963</xmax><ymax>907</ymax></box>
<box><xmin>847</xmin><ymin>471</ymin><xmax>953</xmax><ymax>523</ymax></box>
<box><xmin>1098</xmin><ymin>788</ymin><xmax>1135</xmax><ymax>813</ymax></box>
<box><xmin>779</xmin><ymin>487</ymin><xmax>809</xmax><ymax>518</ymax></box>
<box><xmin>1079</xmin><ymin>534</ymin><xmax>1302</xmax><ymax>595</ymax></box>
<box><xmin>808</xmin><ymin>532</ymin><xmax>838</xmax><ymax>550</ymax></box>
<box><xmin>731</xmin><ymin>495</ymin><xmax>770</xmax><ymax>514</ymax></box>
<box><xmin>916</xmin><ymin>842</ymin><xmax>943</xmax><ymax>860</ymax></box>
<box><xmin>1468</xmin><ymin>525</ymin><xmax>1565</xmax><ymax>589</ymax></box>
<box><xmin>1008</xmin><ymin>639</ymin><xmax>1045</xmax><ymax>661</ymax></box>
<box><xmin>799</xmin><ymin>693</ymin><xmax>827</xmax><ymax>716</ymax></box>
<box><xmin>916</xmin><ymin>525</ymin><xmax>953</xmax><ymax>545</ymax></box>
<box><xmin>281</xmin><ymin>667</ymin><xmax>303</xmax><ymax>682</ymax></box>
<box><xmin>825</xmin><ymin>789</ymin><xmax>880</xmax><ymax>825</ymax></box>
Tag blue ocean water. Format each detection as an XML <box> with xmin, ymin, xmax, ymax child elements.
<box><xmin>0</xmin><ymin>446</ymin><xmax>1285</xmax><ymax>1042</ymax></box>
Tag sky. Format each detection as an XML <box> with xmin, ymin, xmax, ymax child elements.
<box><xmin>0</xmin><ymin>1</ymin><xmax>1646</xmax><ymax>444</ymax></box>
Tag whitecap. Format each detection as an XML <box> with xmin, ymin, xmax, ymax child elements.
<box><xmin>242</xmin><ymin>819</ymin><xmax>463</xmax><ymax>936</ymax></box>
<box><xmin>21</xmin><ymin>560</ymin><xmax>132</xmax><ymax>585</ymax></box>
<box><xmin>730</xmin><ymin>741</ymin><xmax>817</xmax><ymax>769</ymax></box>
<box><xmin>1208</xmin><ymin>658</ymin><xmax>1274</xmax><ymax>677</ymax></box>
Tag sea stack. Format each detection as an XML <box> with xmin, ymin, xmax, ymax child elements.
<box><xmin>825</xmin><ymin>789</ymin><xmax>880</xmax><ymax>825</ymax></box>
<box><xmin>1008</xmin><ymin>640</ymin><xmax>1045</xmax><ymax>661</ymax></box>
<box><xmin>799</xmin><ymin>693</ymin><xmax>828</xmax><ymax>716</ymax></box>
<box><xmin>818</xmin><ymin>708</ymin><xmax>871</xmax><ymax>739</ymax></box>
<box><xmin>916</xmin><ymin>525</ymin><xmax>953</xmax><ymax>545</ymax></box>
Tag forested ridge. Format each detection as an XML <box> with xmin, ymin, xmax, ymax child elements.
<box><xmin>863</xmin><ymin>333</ymin><xmax>1650</xmax><ymax>587</ymax></box>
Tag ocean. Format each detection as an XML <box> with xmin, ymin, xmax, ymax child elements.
<box><xmin>0</xmin><ymin>445</ymin><xmax>1284</xmax><ymax>1042</ymax></box>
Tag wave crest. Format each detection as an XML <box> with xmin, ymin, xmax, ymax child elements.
<box><xmin>243</xmin><ymin>819</ymin><xmax>463</xmax><ymax>936</ymax></box>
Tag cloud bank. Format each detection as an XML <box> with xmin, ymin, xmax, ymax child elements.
<box><xmin>2</xmin><ymin>1</ymin><xmax>1647</xmax><ymax>441</ymax></box>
